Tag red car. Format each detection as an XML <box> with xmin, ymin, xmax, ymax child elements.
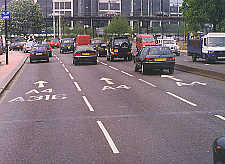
<box><xmin>48</xmin><ymin>39</ymin><xmax>60</xmax><ymax>48</ymax></box>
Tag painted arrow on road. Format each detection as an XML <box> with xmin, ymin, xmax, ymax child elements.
<box><xmin>100</xmin><ymin>77</ymin><xmax>114</xmax><ymax>85</ymax></box>
<box><xmin>34</xmin><ymin>81</ymin><xmax>48</xmax><ymax>88</ymax></box>
<box><xmin>176</xmin><ymin>81</ymin><xmax>207</xmax><ymax>87</ymax></box>
<box><xmin>161</xmin><ymin>75</ymin><xmax>182</xmax><ymax>82</ymax></box>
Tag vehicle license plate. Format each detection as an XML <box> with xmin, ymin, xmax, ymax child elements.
<box><xmin>155</xmin><ymin>58</ymin><xmax>166</xmax><ymax>61</ymax></box>
<box><xmin>82</xmin><ymin>53</ymin><xmax>90</xmax><ymax>56</ymax></box>
<box><xmin>68</xmin><ymin>45</ymin><xmax>71</xmax><ymax>48</ymax></box>
<box><xmin>36</xmin><ymin>53</ymin><xmax>42</xmax><ymax>55</ymax></box>
<box><xmin>114</xmin><ymin>49</ymin><xmax>118</xmax><ymax>52</ymax></box>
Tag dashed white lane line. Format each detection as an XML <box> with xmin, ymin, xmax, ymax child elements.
<box><xmin>82</xmin><ymin>96</ymin><xmax>94</xmax><ymax>112</ymax></box>
<box><xmin>215</xmin><ymin>115</ymin><xmax>225</xmax><ymax>121</ymax></box>
<box><xmin>64</xmin><ymin>67</ymin><xmax>69</xmax><ymax>73</ymax></box>
<box><xmin>60</xmin><ymin>61</ymin><xmax>63</xmax><ymax>64</ymax></box>
<box><xmin>62</xmin><ymin>64</ymin><xmax>65</xmax><ymax>68</ymax></box>
<box><xmin>100</xmin><ymin>62</ymin><xmax>108</xmax><ymax>66</ymax></box>
<box><xmin>97</xmin><ymin>121</ymin><xmax>120</xmax><ymax>154</ymax></box>
<box><xmin>121</xmin><ymin>71</ymin><xmax>134</xmax><ymax>77</ymax></box>
<box><xmin>166</xmin><ymin>92</ymin><xmax>197</xmax><ymax>107</ymax></box>
<box><xmin>73</xmin><ymin>82</ymin><xmax>82</xmax><ymax>92</ymax></box>
<box><xmin>108</xmin><ymin>66</ymin><xmax>119</xmax><ymax>71</ymax></box>
<box><xmin>69</xmin><ymin>73</ymin><xmax>74</xmax><ymax>80</ymax></box>
<box><xmin>138</xmin><ymin>79</ymin><xmax>157</xmax><ymax>88</ymax></box>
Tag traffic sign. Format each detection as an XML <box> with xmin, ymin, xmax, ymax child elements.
<box><xmin>1</xmin><ymin>10</ymin><xmax>10</xmax><ymax>20</ymax></box>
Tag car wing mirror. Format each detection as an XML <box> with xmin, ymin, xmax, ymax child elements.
<box><xmin>213</xmin><ymin>136</ymin><xmax>225</xmax><ymax>164</ymax></box>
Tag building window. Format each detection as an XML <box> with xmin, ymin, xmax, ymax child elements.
<box><xmin>55</xmin><ymin>2</ymin><xmax>59</xmax><ymax>9</ymax></box>
<box><xmin>110</xmin><ymin>3</ymin><xmax>120</xmax><ymax>10</ymax></box>
<box><xmin>65</xmin><ymin>2</ymin><xmax>71</xmax><ymax>9</ymax></box>
<box><xmin>65</xmin><ymin>11</ymin><xmax>71</xmax><ymax>17</ymax></box>
<box><xmin>60</xmin><ymin>2</ymin><xmax>64</xmax><ymax>9</ymax></box>
<box><xmin>99</xmin><ymin>3</ymin><xmax>108</xmax><ymax>10</ymax></box>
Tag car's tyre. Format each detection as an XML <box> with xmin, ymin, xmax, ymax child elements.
<box><xmin>192</xmin><ymin>55</ymin><xmax>197</xmax><ymax>62</ymax></box>
<box><xmin>169</xmin><ymin>67</ymin><xmax>174</xmax><ymax>74</ymax></box>
<box><xmin>46</xmin><ymin>58</ymin><xmax>49</xmax><ymax>62</ymax></box>
<box><xmin>128</xmin><ymin>55</ymin><xmax>132</xmax><ymax>61</ymax></box>
<box><xmin>124</xmin><ymin>57</ymin><xmax>127</xmax><ymax>61</ymax></box>
<box><xmin>30</xmin><ymin>59</ymin><xmax>33</xmax><ymax>63</ymax></box>
<box><xmin>94</xmin><ymin>61</ymin><xmax>97</xmax><ymax>65</ymax></box>
<box><xmin>110</xmin><ymin>56</ymin><xmax>114</xmax><ymax>62</ymax></box>
<box><xmin>135</xmin><ymin>64</ymin><xmax>139</xmax><ymax>72</ymax></box>
<box><xmin>107</xmin><ymin>56</ymin><xmax>110</xmax><ymax>61</ymax></box>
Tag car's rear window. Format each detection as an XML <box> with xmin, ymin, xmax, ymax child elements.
<box><xmin>62</xmin><ymin>40</ymin><xmax>74</xmax><ymax>44</ymax></box>
<box><xmin>149</xmin><ymin>47</ymin><xmax>172</xmax><ymax>55</ymax></box>
<box><xmin>32</xmin><ymin>46</ymin><xmax>47</xmax><ymax>51</ymax></box>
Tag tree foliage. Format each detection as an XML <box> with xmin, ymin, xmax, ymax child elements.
<box><xmin>182</xmin><ymin>0</ymin><xmax>225</xmax><ymax>32</ymax></box>
<box><xmin>0</xmin><ymin>0</ymin><xmax>44</xmax><ymax>35</ymax></box>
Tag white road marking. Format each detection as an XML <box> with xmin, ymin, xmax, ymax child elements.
<box><xmin>34</xmin><ymin>81</ymin><xmax>48</xmax><ymax>88</ymax></box>
<box><xmin>82</xmin><ymin>96</ymin><xmax>94</xmax><ymax>112</ymax></box>
<box><xmin>205</xmin><ymin>64</ymin><xmax>210</xmax><ymax>66</ymax></box>
<box><xmin>97</xmin><ymin>121</ymin><xmax>120</xmax><ymax>154</ymax></box>
<box><xmin>215</xmin><ymin>115</ymin><xmax>225</xmax><ymax>121</ymax></box>
<box><xmin>60</xmin><ymin>61</ymin><xmax>63</xmax><ymax>64</ymax></box>
<box><xmin>161</xmin><ymin>75</ymin><xmax>182</xmax><ymax>82</ymax></box>
<box><xmin>108</xmin><ymin>66</ymin><xmax>119</xmax><ymax>71</ymax></box>
<box><xmin>64</xmin><ymin>67</ymin><xmax>69</xmax><ymax>73</ymax></box>
<box><xmin>166</xmin><ymin>92</ymin><xmax>197</xmax><ymax>107</ymax></box>
<box><xmin>138</xmin><ymin>79</ymin><xmax>157</xmax><ymax>88</ymax></box>
<box><xmin>176</xmin><ymin>81</ymin><xmax>207</xmax><ymax>87</ymax></box>
<box><xmin>69</xmin><ymin>73</ymin><xmax>74</xmax><ymax>80</ymax></box>
<box><xmin>121</xmin><ymin>71</ymin><xmax>134</xmax><ymax>77</ymax></box>
<box><xmin>62</xmin><ymin>63</ymin><xmax>65</xmax><ymax>67</ymax></box>
<box><xmin>73</xmin><ymin>82</ymin><xmax>82</xmax><ymax>92</ymax></box>
<box><xmin>100</xmin><ymin>62</ymin><xmax>108</xmax><ymax>66</ymax></box>
<box><xmin>100</xmin><ymin>77</ymin><xmax>114</xmax><ymax>85</ymax></box>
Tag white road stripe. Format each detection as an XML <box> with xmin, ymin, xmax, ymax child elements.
<box><xmin>97</xmin><ymin>121</ymin><xmax>120</xmax><ymax>154</ymax></box>
<box><xmin>166</xmin><ymin>92</ymin><xmax>197</xmax><ymax>107</ymax></box>
<box><xmin>121</xmin><ymin>71</ymin><xmax>134</xmax><ymax>77</ymax></box>
<box><xmin>109</xmin><ymin>66</ymin><xmax>119</xmax><ymax>71</ymax></box>
<box><xmin>215</xmin><ymin>115</ymin><xmax>225</xmax><ymax>121</ymax></box>
<box><xmin>138</xmin><ymin>79</ymin><xmax>157</xmax><ymax>87</ymax></box>
<box><xmin>64</xmin><ymin>67</ymin><xmax>69</xmax><ymax>73</ymax></box>
<box><xmin>82</xmin><ymin>96</ymin><xmax>94</xmax><ymax>112</ymax></box>
<box><xmin>100</xmin><ymin>62</ymin><xmax>108</xmax><ymax>66</ymax></box>
<box><xmin>60</xmin><ymin>61</ymin><xmax>63</xmax><ymax>64</ymax></box>
<box><xmin>62</xmin><ymin>63</ymin><xmax>65</xmax><ymax>67</ymax></box>
<box><xmin>205</xmin><ymin>64</ymin><xmax>210</xmax><ymax>66</ymax></box>
<box><xmin>69</xmin><ymin>73</ymin><xmax>74</xmax><ymax>80</ymax></box>
<box><xmin>73</xmin><ymin>82</ymin><xmax>82</xmax><ymax>91</ymax></box>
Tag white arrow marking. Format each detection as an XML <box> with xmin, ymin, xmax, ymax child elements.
<box><xmin>25</xmin><ymin>89</ymin><xmax>40</xmax><ymax>95</ymax></box>
<box><xmin>102</xmin><ymin>86</ymin><xmax>116</xmax><ymax>91</ymax></box>
<box><xmin>161</xmin><ymin>75</ymin><xmax>182</xmax><ymax>82</ymax></box>
<box><xmin>8</xmin><ymin>97</ymin><xmax>25</xmax><ymax>103</ymax></box>
<box><xmin>34</xmin><ymin>81</ymin><xmax>48</xmax><ymax>88</ymax></box>
<box><xmin>100</xmin><ymin>77</ymin><xmax>114</xmax><ymax>85</ymax></box>
<box><xmin>176</xmin><ymin>81</ymin><xmax>207</xmax><ymax>87</ymax></box>
<box><xmin>116</xmin><ymin>85</ymin><xmax>131</xmax><ymax>90</ymax></box>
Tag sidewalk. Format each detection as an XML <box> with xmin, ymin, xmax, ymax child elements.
<box><xmin>0</xmin><ymin>51</ymin><xmax>28</xmax><ymax>94</ymax></box>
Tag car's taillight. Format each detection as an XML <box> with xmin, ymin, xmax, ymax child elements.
<box><xmin>43</xmin><ymin>52</ymin><xmax>48</xmax><ymax>55</ymax></box>
<box><xmin>167</xmin><ymin>57</ymin><xmax>175</xmax><ymax>61</ymax></box>
<box><xmin>145</xmin><ymin>58</ymin><xmax>155</xmax><ymax>62</ymax></box>
<box><xmin>90</xmin><ymin>52</ymin><xmax>96</xmax><ymax>56</ymax></box>
<box><xmin>100</xmin><ymin>48</ymin><xmax>104</xmax><ymax>51</ymax></box>
<box><xmin>30</xmin><ymin>53</ymin><xmax>33</xmax><ymax>56</ymax></box>
<box><xmin>74</xmin><ymin>52</ymin><xmax>81</xmax><ymax>56</ymax></box>
<box><xmin>128</xmin><ymin>51</ymin><xmax>131</xmax><ymax>55</ymax></box>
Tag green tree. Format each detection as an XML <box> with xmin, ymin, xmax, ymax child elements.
<box><xmin>0</xmin><ymin>0</ymin><xmax>44</xmax><ymax>35</ymax></box>
<box><xmin>182</xmin><ymin>0</ymin><xmax>225</xmax><ymax>32</ymax></box>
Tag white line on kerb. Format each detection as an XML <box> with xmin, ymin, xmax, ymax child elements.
<box><xmin>64</xmin><ymin>68</ymin><xmax>69</xmax><ymax>73</ymax></box>
<box><xmin>121</xmin><ymin>71</ymin><xmax>134</xmax><ymax>77</ymax></box>
<box><xmin>82</xmin><ymin>96</ymin><xmax>94</xmax><ymax>112</ymax></box>
<box><xmin>100</xmin><ymin>62</ymin><xmax>108</xmax><ymax>66</ymax></box>
<box><xmin>215</xmin><ymin>115</ymin><xmax>225</xmax><ymax>121</ymax></box>
<box><xmin>69</xmin><ymin>73</ymin><xmax>74</xmax><ymax>80</ymax></box>
<box><xmin>109</xmin><ymin>66</ymin><xmax>119</xmax><ymax>71</ymax></box>
<box><xmin>97</xmin><ymin>121</ymin><xmax>120</xmax><ymax>154</ymax></box>
<box><xmin>166</xmin><ymin>92</ymin><xmax>197</xmax><ymax>107</ymax></box>
<box><xmin>73</xmin><ymin>82</ymin><xmax>82</xmax><ymax>92</ymax></box>
<box><xmin>138</xmin><ymin>79</ymin><xmax>157</xmax><ymax>88</ymax></box>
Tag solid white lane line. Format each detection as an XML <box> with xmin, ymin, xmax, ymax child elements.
<box><xmin>121</xmin><ymin>71</ymin><xmax>134</xmax><ymax>77</ymax></box>
<box><xmin>138</xmin><ymin>79</ymin><xmax>157</xmax><ymax>88</ymax></box>
<box><xmin>82</xmin><ymin>96</ymin><xmax>94</xmax><ymax>112</ymax></box>
<box><xmin>73</xmin><ymin>82</ymin><xmax>82</xmax><ymax>92</ymax></box>
<box><xmin>64</xmin><ymin>67</ymin><xmax>69</xmax><ymax>73</ymax></box>
<box><xmin>62</xmin><ymin>64</ymin><xmax>65</xmax><ymax>68</ymax></box>
<box><xmin>100</xmin><ymin>62</ymin><xmax>108</xmax><ymax>66</ymax></box>
<box><xmin>215</xmin><ymin>115</ymin><xmax>225</xmax><ymax>121</ymax></box>
<box><xmin>109</xmin><ymin>66</ymin><xmax>119</xmax><ymax>71</ymax></box>
<box><xmin>97</xmin><ymin>121</ymin><xmax>120</xmax><ymax>154</ymax></box>
<box><xmin>69</xmin><ymin>73</ymin><xmax>74</xmax><ymax>80</ymax></box>
<box><xmin>166</xmin><ymin>92</ymin><xmax>197</xmax><ymax>107</ymax></box>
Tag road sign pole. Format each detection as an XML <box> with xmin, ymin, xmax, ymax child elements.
<box><xmin>5</xmin><ymin>0</ymin><xmax>8</xmax><ymax>65</ymax></box>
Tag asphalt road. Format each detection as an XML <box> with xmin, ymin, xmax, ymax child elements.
<box><xmin>0</xmin><ymin>49</ymin><xmax>225</xmax><ymax>164</ymax></box>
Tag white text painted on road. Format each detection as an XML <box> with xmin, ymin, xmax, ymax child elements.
<box><xmin>34</xmin><ymin>81</ymin><xmax>48</xmax><ymax>88</ymax></box>
<box><xmin>25</xmin><ymin>88</ymin><xmax>53</xmax><ymax>95</ymax></box>
<box><xmin>121</xmin><ymin>71</ymin><xmax>134</xmax><ymax>77</ymax></box>
<box><xmin>176</xmin><ymin>81</ymin><xmax>207</xmax><ymax>87</ymax></box>
<box><xmin>102</xmin><ymin>85</ymin><xmax>131</xmax><ymax>91</ymax></box>
<box><xmin>82</xmin><ymin>96</ymin><xmax>94</xmax><ymax>112</ymax></box>
<box><xmin>73</xmin><ymin>82</ymin><xmax>82</xmax><ymax>92</ymax></box>
<box><xmin>215</xmin><ymin>115</ymin><xmax>225</xmax><ymax>121</ymax></box>
<box><xmin>166</xmin><ymin>92</ymin><xmax>197</xmax><ymax>107</ymax></box>
<box><xmin>161</xmin><ymin>75</ymin><xmax>182</xmax><ymax>82</ymax></box>
<box><xmin>138</xmin><ymin>79</ymin><xmax>157</xmax><ymax>88</ymax></box>
<box><xmin>100</xmin><ymin>77</ymin><xmax>115</xmax><ymax>85</ymax></box>
<box><xmin>97</xmin><ymin>121</ymin><xmax>120</xmax><ymax>154</ymax></box>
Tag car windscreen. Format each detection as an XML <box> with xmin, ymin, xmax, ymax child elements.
<box><xmin>208</xmin><ymin>37</ymin><xmax>225</xmax><ymax>47</ymax></box>
<box><xmin>148</xmin><ymin>47</ymin><xmax>173</xmax><ymax>56</ymax></box>
<box><xmin>114</xmin><ymin>39</ymin><xmax>129</xmax><ymax>44</ymax></box>
<box><xmin>142</xmin><ymin>37</ymin><xmax>155</xmax><ymax>43</ymax></box>
<box><xmin>76</xmin><ymin>46</ymin><xmax>94</xmax><ymax>52</ymax></box>
<box><xmin>91</xmin><ymin>39</ymin><xmax>104</xmax><ymax>44</ymax></box>
<box><xmin>163</xmin><ymin>40</ymin><xmax>175</xmax><ymax>44</ymax></box>
<box><xmin>62</xmin><ymin>40</ymin><xmax>74</xmax><ymax>44</ymax></box>
<box><xmin>32</xmin><ymin>46</ymin><xmax>47</xmax><ymax>51</ymax></box>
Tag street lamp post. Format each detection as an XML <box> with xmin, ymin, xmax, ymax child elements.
<box><xmin>5</xmin><ymin>0</ymin><xmax>8</xmax><ymax>65</ymax></box>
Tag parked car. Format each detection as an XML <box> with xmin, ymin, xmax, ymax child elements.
<box><xmin>73</xmin><ymin>45</ymin><xmax>97</xmax><ymax>65</ymax></box>
<box><xmin>24</xmin><ymin>42</ymin><xmax>35</xmax><ymax>53</ymax></box>
<box><xmin>107</xmin><ymin>36</ymin><xmax>132</xmax><ymax>61</ymax></box>
<box><xmin>134</xmin><ymin>46</ymin><xmax>175</xmax><ymax>74</ymax></box>
<box><xmin>29</xmin><ymin>44</ymin><xmax>49</xmax><ymax>63</ymax></box>
<box><xmin>41</xmin><ymin>42</ymin><xmax>52</xmax><ymax>57</ymax></box>
<box><xmin>9</xmin><ymin>42</ymin><xmax>25</xmax><ymax>51</ymax></box>
<box><xmin>60</xmin><ymin>38</ymin><xmax>75</xmax><ymax>53</ymax></box>
<box><xmin>91</xmin><ymin>38</ymin><xmax>104</xmax><ymax>50</ymax></box>
<box><xmin>96</xmin><ymin>43</ymin><xmax>108</xmax><ymax>57</ymax></box>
